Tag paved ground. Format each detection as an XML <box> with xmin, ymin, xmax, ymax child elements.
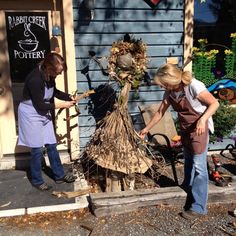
<box><xmin>0</xmin><ymin>203</ymin><xmax>235</xmax><ymax>235</ymax></box>
<box><xmin>0</xmin><ymin>152</ymin><xmax>235</xmax><ymax>235</ymax></box>
<box><xmin>0</xmin><ymin>164</ymin><xmax>76</xmax><ymax>211</ymax></box>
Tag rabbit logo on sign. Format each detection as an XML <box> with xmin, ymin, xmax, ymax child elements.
<box><xmin>18</xmin><ymin>23</ymin><xmax>39</xmax><ymax>52</ymax></box>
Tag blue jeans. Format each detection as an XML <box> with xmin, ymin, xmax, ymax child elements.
<box><xmin>30</xmin><ymin>143</ymin><xmax>65</xmax><ymax>185</ymax></box>
<box><xmin>182</xmin><ymin>143</ymin><xmax>209</xmax><ymax>214</ymax></box>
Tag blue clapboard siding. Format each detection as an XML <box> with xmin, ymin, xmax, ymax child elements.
<box><xmin>75</xmin><ymin>33</ymin><xmax>184</xmax><ymax>46</ymax></box>
<box><xmin>73</xmin><ymin>0</ymin><xmax>184</xmax><ymax>9</ymax></box>
<box><xmin>75</xmin><ymin>45</ymin><xmax>183</xmax><ymax>58</ymax></box>
<box><xmin>73</xmin><ymin>9</ymin><xmax>184</xmax><ymax>22</ymax></box>
<box><xmin>73</xmin><ymin>0</ymin><xmax>185</xmax><ymax>149</ymax></box>
<box><xmin>74</xmin><ymin>21</ymin><xmax>183</xmax><ymax>33</ymax></box>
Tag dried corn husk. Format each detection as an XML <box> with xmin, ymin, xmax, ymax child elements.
<box><xmin>84</xmin><ymin>83</ymin><xmax>153</xmax><ymax>174</ymax></box>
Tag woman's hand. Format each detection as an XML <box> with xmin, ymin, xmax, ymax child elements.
<box><xmin>195</xmin><ymin>118</ymin><xmax>206</xmax><ymax>136</ymax></box>
<box><xmin>70</xmin><ymin>94</ymin><xmax>78</xmax><ymax>102</ymax></box>
<box><xmin>139</xmin><ymin>128</ymin><xmax>149</xmax><ymax>139</ymax></box>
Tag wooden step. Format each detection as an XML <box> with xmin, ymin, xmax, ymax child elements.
<box><xmin>90</xmin><ymin>182</ymin><xmax>236</xmax><ymax>217</ymax></box>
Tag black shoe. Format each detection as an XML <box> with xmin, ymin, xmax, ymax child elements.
<box><xmin>181</xmin><ymin>210</ymin><xmax>203</xmax><ymax>220</ymax></box>
<box><xmin>55</xmin><ymin>173</ymin><xmax>77</xmax><ymax>184</ymax></box>
<box><xmin>33</xmin><ymin>183</ymin><xmax>52</xmax><ymax>191</ymax></box>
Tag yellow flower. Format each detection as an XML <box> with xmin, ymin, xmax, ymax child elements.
<box><xmin>198</xmin><ymin>38</ymin><xmax>208</xmax><ymax>44</ymax></box>
<box><xmin>224</xmin><ymin>49</ymin><xmax>233</xmax><ymax>55</ymax></box>
<box><xmin>203</xmin><ymin>50</ymin><xmax>218</xmax><ymax>57</ymax></box>
<box><xmin>209</xmin><ymin>49</ymin><xmax>219</xmax><ymax>55</ymax></box>
<box><xmin>207</xmin><ymin>55</ymin><xmax>215</xmax><ymax>60</ymax></box>
<box><xmin>192</xmin><ymin>47</ymin><xmax>200</xmax><ymax>53</ymax></box>
<box><xmin>230</xmin><ymin>33</ymin><xmax>236</xmax><ymax>38</ymax></box>
<box><xmin>195</xmin><ymin>52</ymin><xmax>204</xmax><ymax>56</ymax></box>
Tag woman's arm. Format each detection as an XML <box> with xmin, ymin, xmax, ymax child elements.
<box><xmin>139</xmin><ymin>98</ymin><xmax>170</xmax><ymax>139</ymax></box>
<box><xmin>28</xmin><ymin>77</ymin><xmax>75</xmax><ymax>110</ymax></box>
<box><xmin>53</xmin><ymin>88</ymin><xmax>77</xmax><ymax>108</ymax></box>
<box><xmin>54</xmin><ymin>100</ymin><xmax>76</xmax><ymax>109</ymax></box>
<box><xmin>52</xmin><ymin>79</ymin><xmax>72</xmax><ymax>101</ymax></box>
<box><xmin>196</xmin><ymin>90</ymin><xmax>219</xmax><ymax>136</ymax></box>
<box><xmin>27</xmin><ymin>73</ymin><xmax>56</xmax><ymax>111</ymax></box>
<box><xmin>54</xmin><ymin>87</ymin><xmax>72</xmax><ymax>101</ymax></box>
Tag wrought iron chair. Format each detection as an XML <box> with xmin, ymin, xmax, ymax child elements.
<box><xmin>139</xmin><ymin>103</ymin><xmax>183</xmax><ymax>186</ymax></box>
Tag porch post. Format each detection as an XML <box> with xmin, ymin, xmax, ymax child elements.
<box><xmin>61</xmin><ymin>0</ymin><xmax>80</xmax><ymax>160</ymax></box>
<box><xmin>184</xmin><ymin>0</ymin><xmax>194</xmax><ymax>71</ymax></box>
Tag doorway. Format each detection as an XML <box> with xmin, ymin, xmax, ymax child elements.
<box><xmin>0</xmin><ymin>3</ymin><xmax>52</xmax><ymax>167</ymax></box>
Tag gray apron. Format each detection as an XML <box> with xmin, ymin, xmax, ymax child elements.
<box><xmin>18</xmin><ymin>84</ymin><xmax>56</xmax><ymax>148</ymax></box>
<box><xmin>168</xmin><ymin>90</ymin><xmax>208</xmax><ymax>154</ymax></box>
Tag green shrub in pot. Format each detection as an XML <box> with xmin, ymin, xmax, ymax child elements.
<box><xmin>210</xmin><ymin>100</ymin><xmax>236</xmax><ymax>143</ymax></box>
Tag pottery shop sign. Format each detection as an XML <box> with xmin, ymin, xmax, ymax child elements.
<box><xmin>5</xmin><ymin>12</ymin><xmax>50</xmax><ymax>82</ymax></box>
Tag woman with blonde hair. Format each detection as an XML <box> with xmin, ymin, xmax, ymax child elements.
<box><xmin>139</xmin><ymin>63</ymin><xmax>219</xmax><ymax>220</ymax></box>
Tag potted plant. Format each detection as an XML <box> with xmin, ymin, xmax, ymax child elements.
<box><xmin>210</xmin><ymin>100</ymin><xmax>236</xmax><ymax>143</ymax></box>
<box><xmin>192</xmin><ymin>38</ymin><xmax>219</xmax><ymax>87</ymax></box>
<box><xmin>224</xmin><ymin>33</ymin><xmax>236</xmax><ymax>78</ymax></box>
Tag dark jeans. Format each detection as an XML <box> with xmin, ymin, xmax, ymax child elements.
<box><xmin>30</xmin><ymin>143</ymin><xmax>65</xmax><ymax>185</ymax></box>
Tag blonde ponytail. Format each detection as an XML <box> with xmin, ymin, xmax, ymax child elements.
<box><xmin>155</xmin><ymin>63</ymin><xmax>192</xmax><ymax>87</ymax></box>
<box><xmin>181</xmin><ymin>70</ymin><xmax>192</xmax><ymax>85</ymax></box>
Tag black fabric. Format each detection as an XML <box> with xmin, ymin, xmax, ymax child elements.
<box><xmin>22</xmin><ymin>66</ymin><xmax>71</xmax><ymax>111</ymax></box>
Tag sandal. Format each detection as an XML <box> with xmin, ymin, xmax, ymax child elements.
<box><xmin>33</xmin><ymin>183</ymin><xmax>52</xmax><ymax>191</ymax></box>
<box><xmin>55</xmin><ymin>174</ymin><xmax>77</xmax><ymax>184</ymax></box>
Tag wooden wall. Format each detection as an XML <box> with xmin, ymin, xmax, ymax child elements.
<box><xmin>72</xmin><ymin>0</ymin><xmax>235</xmax><ymax>151</ymax></box>
<box><xmin>72</xmin><ymin>0</ymin><xmax>184</xmax><ymax>149</ymax></box>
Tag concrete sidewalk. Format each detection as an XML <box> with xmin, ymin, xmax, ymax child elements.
<box><xmin>0</xmin><ymin>165</ymin><xmax>89</xmax><ymax>217</ymax></box>
<box><xmin>0</xmin><ymin>152</ymin><xmax>235</xmax><ymax>218</ymax></box>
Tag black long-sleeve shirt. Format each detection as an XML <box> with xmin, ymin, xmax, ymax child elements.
<box><xmin>22</xmin><ymin>66</ymin><xmax>71</xmax><ymax>111</ymax></box>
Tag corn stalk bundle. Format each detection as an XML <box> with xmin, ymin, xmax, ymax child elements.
<box><xmin>84</xmin><ymin>83</ymin><xmax>153</xmax><ymax>174</ymax></box>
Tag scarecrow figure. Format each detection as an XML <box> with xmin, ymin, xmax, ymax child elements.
<box><xmin>83</xmin><ymin>35</ymin><xmax>163</xmax><ymax>191</ymax></box>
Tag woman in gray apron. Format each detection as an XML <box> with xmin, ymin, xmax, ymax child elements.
<box><xmin>139</xmin><ymin>63</ymin><xmax>219</xmax><ymax>219</ymax></box>
<box><xmin>18</xmin><ymin>52</ymin><xmax>77</xmax><ymax>191</ymax></box>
